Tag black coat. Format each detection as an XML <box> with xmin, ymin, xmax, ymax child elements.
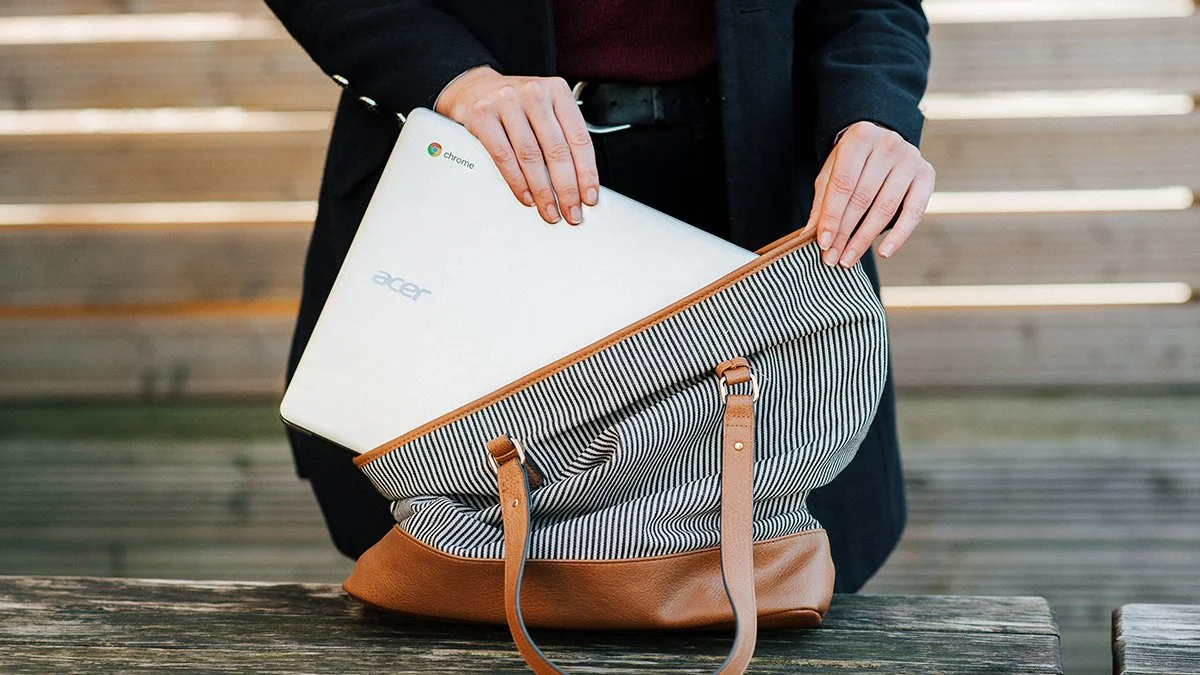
<box><xmin>268</xmin><ymin>0</ymin><xmax>930</xmax><ymax>592</ymax></box>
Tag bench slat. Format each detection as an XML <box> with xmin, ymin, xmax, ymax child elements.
<box><xmin>929</xmin><ymin>15</ymin><xmax>1200</xmax><ymax>93</ymax></box>
<box><xmin>1115</xmin><ymin>604</ymin><xmax>1200</xmax><ymax>675</ymax></box>
<box><xmin>0</xmin><ymin>1</ymin><xmax>268</xmax><ymax>16</ymax></box>
<box><xmin>888</xmin><ymin>304</ymin><xmax>1200</xmax><ymax>388</ymax></box>
<box><xmin>0</xmin><ymin>133</ymin><xmax>326</xmax><ymax>203</ymax></box>
<box><xmin>880</xmin><ymin>211</ymin><xmax>1200</xmax><ymax>287</ymax></box>
<box><xmin>921</xmin><ymin>113</ymin><xmax>1200</xmax><ymax>191</ymax></box>
<box><xmin>6</xmin><ymin>211</ymin><xmax>1198</xmax><ymax>306</ymax></box>
<box><xmin>0</xmin><ymin>226</ymin><xmax>309</xmax><ymax>305</ymax></box>
<box><xmin>4</xmin><ymin>113</ymin><xmax>1198</xmax><ymax>201</ymax></box>
<box><xmin>2</xmin><ymin>302</ymin><xmax>1198</xmax><ymax>397</ymax></box>
<box><xmin>2</xmin><ymin>16</ymin><xmax>1197</xmax><ymax>111</ymax></box>
<box><xmin>0</xmin><ymin>41</ymin><xmax>328</xmax><ymax>110</ymax></box>
<box><xmin>0</xmin><ymin>576</ymin><xmax>1062</xmax><ymax>672</ymax></box>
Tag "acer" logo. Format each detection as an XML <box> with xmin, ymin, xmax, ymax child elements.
<box><xmin>372</xmin><ymin>271</ymin><xmax>432</xmax><ymax>301</ymax></box>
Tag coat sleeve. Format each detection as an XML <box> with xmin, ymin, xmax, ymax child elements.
<box><xmin>801</xmin><ymin>0</ymin><xmax>931</xmax><ymax>163</ymax></box>
<box><xmin>264</xmin><ymin>0</ymin><xmax>502</xmax><ymax>116</ymax></box>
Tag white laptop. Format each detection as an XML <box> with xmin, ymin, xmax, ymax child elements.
<box><xmin>281</xmin><ymin>108</ymin><xmax>757</xmax><ymax>454</ymax></box>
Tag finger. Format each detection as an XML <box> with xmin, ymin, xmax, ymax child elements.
<box><xmin>815</xmin><ymin>141</ymin><xmax>872</xmax><ymax>266</ymax></box>
<box><xmin>878</xmin><ymin>166</ymin><xmax>936</xmax><ymax>259</ymax></box>
<box><xmin>838</xmin><ymin>164</ymin><xmax>913</xmax><ymax>267</ymax></box>
<box><xmin>809</xmin><ymin>154</ymin><xmax>833</xmax><ymax>246</ymax></box>
<box><xmin>834</xmin><ymin>146</ymin><xmax>894</xmax><ymax>256</ymax></box>
<box><xmin>551</xmin><ymin>84</ymin><xmax>599</xmax><ymax>208</ymax></box>
<box><xmin>498</xmin><ymin>97</ymin><xmax>560</xmax><ymax>223</ymax></box>
<box><xmin>523</xmin><ymin>83</ymin><xmax>583</xmax><ymax>225</ymax></box>
<box><xmin>463</xmin><ymin>110</ymin><xmax>533</xmax><ymax>206</ymax></box>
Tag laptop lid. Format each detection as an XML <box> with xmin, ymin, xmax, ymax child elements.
<box><xmin>280</xmin><ymin>108</ymin><xmax>757</xmax><ymax>454</ymax></box>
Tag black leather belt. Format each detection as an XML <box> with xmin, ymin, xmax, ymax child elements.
<box><xmin>572</xmin><ymin>69</ymin><xmax>719</xmax><ymax>131</ymax></box>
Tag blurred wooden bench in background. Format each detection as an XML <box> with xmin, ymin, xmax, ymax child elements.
<box><xmin>0</xmin><ymin>0</ymin><xmax>1197</xmax><ymax>396</ymax></box>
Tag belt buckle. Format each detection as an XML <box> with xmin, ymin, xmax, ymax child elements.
<box><xmin>572</xmin><ymin>81</ymin><xmax>632</xmax><ymax>135</ymax></box>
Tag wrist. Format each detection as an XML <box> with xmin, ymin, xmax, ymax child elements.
<box><xmin>435</xmin><ymin>65</ymin><xmax>500</xmax><ymax>116</ymax></box>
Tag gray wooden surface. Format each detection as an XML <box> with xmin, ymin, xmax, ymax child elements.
<box><xmin>0</xmin><ymin>576</ymin><xmax>1061</xmax><ymax>674</ymax></box>
<box><xmin>1114</xmin><ymin>604</ymin><xmax>1200</xmax><ymax>675</ymax></box>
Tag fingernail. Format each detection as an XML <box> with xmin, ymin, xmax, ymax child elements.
<box><xmin>823</xmin><ymin>248</ymin><xmax>839</xmax><ymax>267</ymax></box>
<box><xmin>546</xmin><ymin>204</ymin><xmax>561</xmax><ymax>223</ymax></box>
<box><xmin>818</xmin><ymin>231</ymin><xmax>833</xmax><ymax>250</ymax></box>
<box><xmin>839</xmin><ymin>248</ymin><xmax>857</xmax><ymax>267</ymax></box>
<box><xmin>521</xmin><ymin>191</ymin><xmax>533</xmax><ymax>206</ymax></box>
<box><xmin>879</xmin><ymin>242</ymin><xmax>895</xmax><ymax>258</ymax></box>
<box><xmin>585</xmin><ymin>188</ymin><xmax>598</xmax><ymax>205</ymax></box>
<box><xmin>568</xmin><ymin>205</ymin><xmax>582</xmax><ymax>224</ymax></box>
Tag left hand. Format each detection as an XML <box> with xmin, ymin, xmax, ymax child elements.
<box><xmin>807</xmin><ymin>121</ymin><xmax>935</xmax><ymax>267</ymax></box>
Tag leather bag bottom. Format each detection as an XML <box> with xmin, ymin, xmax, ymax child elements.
<box><xmin>344</xmin><ymin>525</ymin><xmax>833</xmax><ymax>630</ymax></box>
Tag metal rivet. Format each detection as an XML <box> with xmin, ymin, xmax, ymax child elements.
<box><xmin>734</xmin><ymin>441</ymin><xmax>745</xmax><ymax>451</ymax></box>
<box><xmin>358</xmin><ymin>95</ymin><xmax>378</xmax><ymax>111</ymax></box>
<box><xmin>331</xmin><ymin>74</ymin><xmax>349</xmax><ymax>87</ymax></box>
<box><xmin>510</xmin><ymin>499</ymin><xmax>519</xmax><ymax>508</ymax></box>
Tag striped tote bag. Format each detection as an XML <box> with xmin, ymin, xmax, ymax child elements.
<box><xmin>344</xmin><ymin>227</ymin><xmax>889</xmax><ymax>673</ymax></box>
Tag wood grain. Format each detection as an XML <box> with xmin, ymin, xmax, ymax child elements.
<box><xmin>887</xmin><ymin>303</ymin><xmax>1200</xmax><ymax>388</ymax></box>
<box><xmin>3</xmin><ymin>210</ymin><xmax>1196</xmax><ymax>307</ymax></box>
<box><xmin>921</xmin><ymin>113</ymin><xmax>1200</xmax><ymax>191</ymax></box>
<box><xmin>0</xmin><ymin>226</ymin><xmax>308</xmax><ymax>306</ymax></box>
<box><xmin>2</xmin><ymin>301</ymin><xmax>1198</xmax><ymax>397</ymax></box>
<box><xmin>1114</xmin><ymin>604</ymin><xmax>1200</xmax><ymax>675</ymax></box>
<box><xmin>1</xmin><ymin>14</ymin><xmax>1196</xmax><ymax>111</ymax></box>
<box><xmin>878</xmin><ymin>211</ymin><xmax>1200</xmax><ymax>287</ymax></box>
<box><xmin>0</xmin><ymin>132</ymin><xmax>326</xmax><ymax>203</ymax></box>
<box><xmin>0</xmin><ymin>313</ymin><xmax>293</xmax><ymax>398</ymax></box>
<box><xmin>928</xmin><ymin>14</ymin><xmax>1200</xmax><ymax>93</ymax></box>
<box><xmin>0</xmin><ymin>41</ymin><xmax>331</xmax><ymax>111</ymax></box>
<box><xmin>0</xmin><ymin>576</ymin><xmax>1062</xmax><ymax>673</ymax></box>
<box><xmin>1</xmin><ymin>1</ymin><xmax>273</xmax><ymax>16</ymax></box>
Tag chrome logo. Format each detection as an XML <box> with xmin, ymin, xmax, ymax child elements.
<box><xmin>427</xmin><ymin>142</ymin><xmax>442</xmax><ymax>157</ymax></box>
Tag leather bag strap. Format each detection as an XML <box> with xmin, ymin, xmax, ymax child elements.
<box><xmin>487</xmin><ymin>358</ymin><xmax>758</xmax><ymax>674</ymax></box>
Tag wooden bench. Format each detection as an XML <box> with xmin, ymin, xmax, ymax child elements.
<box><xmin>0</xmin><ymin>576</ymin><xmax>1062</xmax><ymax>673</ymax></box>
<box><xmin>1114</xmin><ymin>604</ymin><xmax>1200</xmax><ymax>675</ymax></box>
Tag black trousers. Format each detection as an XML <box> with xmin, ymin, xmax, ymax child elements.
<box><xmin>287</xmin><ymin>110</ymin><xmax>906</xmax><ymax>594</ymax></box>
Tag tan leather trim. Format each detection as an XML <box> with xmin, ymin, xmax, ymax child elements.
<box><xmin>355</xmin><ymin>225</ymin><xmax>817</xmax><ymax>468</ymax></box>
<box><xmin>715</xmin><ymin>357</ymin><xmax>752</xmax><ymax>385</ymax></box>
<box><xmin>493</xmin><ymin>438</ymin><xmax>560</xmax><ymax>674</ymax></box>
<box><xmin>718</xmin><ymin>391</ymin><xmax>757</xmax><ymax>673</ymax></box>
<box><xmin>343</xmin><ymin>524</ymin><xmax>833</xmax><ymax>631</ymax></box>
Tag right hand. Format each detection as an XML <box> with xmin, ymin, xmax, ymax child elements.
<box><xmin>435</xmin><ymin>66</ymin><xmax>598</xmax><ymax>225</ymax></box>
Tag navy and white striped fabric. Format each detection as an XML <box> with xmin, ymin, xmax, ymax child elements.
<box><xmin>359</xmin><ymin>242</ymin><xmax>888</xmax><ymax>560</ymax></box>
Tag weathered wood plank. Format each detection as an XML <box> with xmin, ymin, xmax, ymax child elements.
<box><xmin>0</xmin><ymin>311</ymin><xmax>294</xmax><ymax>398</ymax></box>
<box><xmin>896</xmin><ymin>393</ymin><xmax>1200</xmax><ymax>446</ymax></box>
<box><xmin>0</xmin><ymin>41</ymin><xmax>331</xmax><ymax>111</ymax></box>
<box><xmin>0</xmin><ymin>439</ymin><xmax>329</xmax><ymax>543</ymax></box>
<box><xmin>888</xmin><ymin>304</ymin><xmax>1200</xmax><ymax>388</ymax></box>
<box><xmin>0</xmin><ymin>132</ymin><xmax>326</xmax><ymax>203</ymax></box>
<box><xmin>4</xmin><ymin>114</ymin><xmax>1200</xmax><ymax>204</ymax></box>
<box><xmin>3</xmin><ymin>211</ymin><xmax>1196</xmax><ymax>308</ymax></box>
<box><xmin>0</xmin><ymin>226</ymin><xmax>309</xmax><ymax>305</ymax></box>
<box><xmin>879</xmin><ymin>211</ymin><xmax>1200</xmax><ymax>287</ymax></box>
<box><xmin>0</xmin><ymin>577</ymin><xmax>1062</xmax><ymax>673</ymax></box>
<box><xmin>929</xmin><ymin>14</ymin><xmax>1200</xmax><ymax>93</ymax></box>
<box><xmin>2</xmin><ymin>301</ymin><xmax>1198</xmax><ymax>398</ymax></box>
<box><xmin>2</xmin><ymin>15</ymin><xmax>1197</xmax><ymax>111</ymax></box>
<box><xmin>1</xmin><ymin>1</ymin><xmax>272</xmax><ymax>16</ymax></box>
<box><xmin>1115</xmin><ymin>604</ymin><xmax>1200</xmax><ymax>675</ymax></box>
<box><xmin>921</xmin><ymin>113</ymin><xmax>1200</xmax><ymax>191</ymax></box>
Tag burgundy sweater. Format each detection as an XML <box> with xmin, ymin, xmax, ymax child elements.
<box><xmin>554</xmin><ymin>0</ymin><xmax>717</xmax><ymax>83</ymax></box>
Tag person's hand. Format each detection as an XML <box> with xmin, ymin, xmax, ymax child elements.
<box><xmin>435</xmin><ymin>66</ymin><xmax>598</xmax><ymax>225</ymax></box>
<box><xmin>807</xmin><ymin>121</ymin><xmax>935</xmax><ymax>267</ymax></box>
